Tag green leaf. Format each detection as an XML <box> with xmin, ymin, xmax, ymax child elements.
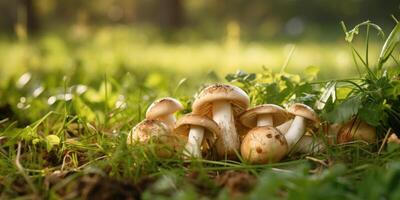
<box><xmin>304</xmin><ymin>66</ymin><xmax>320</xmax><ymax>81</ymax></box>
<box><xmin>379</xmin><ymin>23</ymin><xmax>400</xmax><ymax>68</ymax></box>
<box><xmin>324</xmin><ymin>95</ymin><xmax>362</xmax><ymax>123</ymax></box>
<box><xmin>46</xmin><ymin>134</ymin><xmax>60</xmax><ymax>152</ymax></box>
<box><xmin>358</xmin><ymin>103</ymin><xmax>386</xmax><ymax>126</ymax></box>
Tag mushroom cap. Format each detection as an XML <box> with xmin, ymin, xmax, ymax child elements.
<box><xmin>127</xmin><ymin>119</ymin><xmax>186</xmax><ymax>158</ymax></box>
<box><xmin>127</xmin><ymin>119</ymin><xmax>170</xmax><ymax>144</ymax></box>
<box><xmin>174</xmin><ymin>114</ymin><xmax>219</xmax><ymax>147</ymax></box>
<box><xmin>287</xmin><ymin>103</ymin><xmax>320</xmax><ymax>125</ymax></box>
<box><xmin>146</xmin><ymin>97</ymin><xmax>183</xmax><ymax>120</ymax></box>
<box><xmin>240</xmin><ymin>126</ymin><xmax>288</xmax><ymax>164</ymax></box>
<box><xmin>337</xmin><ymin>118</ymin><xmax>376</xmax><ymax>144</ymax></box>
<box><xmin>192</xmin><ymin>84</ymin><xmax>249</xmax><ymax>117</ymax></box>
<box><xmin>240</xmin><ymin>104</ymin><xmax>289</xmax><ymax>128</ymax></box>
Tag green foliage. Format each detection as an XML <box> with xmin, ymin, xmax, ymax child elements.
<box><xmin>1</xmin><ymin>20</ymin><xmax>400</xmax><ymax>199</ymax></box>
<box><xmin>225</xmin><ymin>67</ymin><xmax>320</xmax><ymax>107</ymax></box>
<box><xmin>322</xmin><ymin>21</ymin><xmax>400</xmax><ymax>138</ymax></box>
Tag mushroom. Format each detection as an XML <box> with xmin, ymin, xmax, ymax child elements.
<box><xmin>337</xmin><ymin>118</ymin><xmax>376</xmax><ymax>144</ymax></box>
<box><xmin>174</xmin><ymin>114</ymin><xmax>219</xmax><ymax>158</ymax></box>
<box><xmin>388</xmin><ymin>133</ymin><xmax>400</xmax><ymax>144</ymax></box>
<box><xmin>240</xmin><ymin>126</ymin><xmax>288</xmax><ymax>164</ymax></box>
<box><xmin>276</xmin><ymin>119</ymin><xmax>325</xmax><ymax>154</ymax></box>
<box><xmin>238</xmin><ymin>104</ymin><xmax>289</xmax><ymax>164</ymax></box>
<box><xmin>285</xmin><ymin>103</ymin><xmax>320</xmax><ymax>150</ymax></box>
<box><xmin>127</xmin><ymin>119</ymin><xmax>183</xmax><ymax>158</ymax></box>
<box><xmin>192</xmin><ymin>84</ymin><xmax>249</xmax><ymax>159</ymax></box>
<box><xmin>146</xmin><ymin>97</ymin><xmax>183</xmax><ymax>130</ymax></box>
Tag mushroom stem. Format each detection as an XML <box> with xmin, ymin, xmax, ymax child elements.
<box><xmin>276</xmin><ymin>119</ymin><xmax>294</xmax><ymax>133</ymax></box>
<box><xmin>184</xmin><ymin>125</ymin><xmax>204</xmax><ymax>158</ymax></box>
<box><xmin>159</xmin><ymin>115</ymin><xmax>176</xmax><ymax>130</ymax></box>
<box><xmin>292</xmin><ymin>136</ymin><xmax>325</xmax><ymax>154</ymax></box>
<box><xmin>257</xmin><ymin>114</ymin><xmax>273</xmax><ymax>126</ymax></box>
<box><xmin>284</xmin><ymin>116</ymin><xmax>305</xmax><ymax>149</ymax></box>
<box><xmin>212</xmin><ymin>101</ymin><xmax>239</xmax><ymax>157</ymax></box>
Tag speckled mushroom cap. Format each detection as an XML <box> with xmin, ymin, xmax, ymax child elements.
<box><xmin>192</xmin><ymin>84</ymin><xmax>250</xmax><ymax>118</ymax></box>
<box><xmin>239</xmin><ymin>104</ymin><xmax>289</xmax><ymax>128</ymax></box>
<box><xmin>127</xmin><ymin>119</ymin><xmax>170</xmax><ymax>144</ymax></box>
<box><xmin>287</xmin><ymin>103</ymin><xmax>320</xmax><ymax>126</ymax></box>
<box><xmin>240</xmin><ymin>126</ymin><xmax>288</xmax><ymax>164</ymax></box>
<box><xmin>174</xmin><ymin>114</ymin><xmax>219</xmax><ymax>146</ymax></box>
<box><xmin>146</xmin><ymin>97</ymin><xmax>183</xmax><ymax>120</ymax></box>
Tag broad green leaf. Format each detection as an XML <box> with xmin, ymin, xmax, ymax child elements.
<box><xmin>336</xmin><ymin>87</ymin><xmax>353</xmax><ymax>99</ymax></box>
<box><xmin>304</xmin><ymin>66</ymin><xmax>320</xmax><ymax>81</ymax></box>
<box><xmin>358</xmin><ymin>103</ymin><xmax>386</xmax><ymax>126</ymax></box>
<box><xmin>324</xmin><ymin>95</ymin><xmax>362</xmax><ymax>123</ymax></box>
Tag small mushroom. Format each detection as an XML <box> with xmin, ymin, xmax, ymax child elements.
<box><xmin>146</xmin><ymin>97</ymin><xmax>183</xmax><ymax>130</ymax></box>
<box><xmin>285</xmin><ymin>103</ymin><xmax>320</xmax><ymax>150</ymax></box>
<box><xmin>240</xmin><ymin>126</ymin><xmax>288</xmax><ymax>164</ymax></box>
<box><xmin>192</xmin><ymin>84</ymin><xmax>249</xmax><ymax>159</ymax></box>
<box><xmin>127</xmin><ymin>119</ymin><xmax>182</xmax><ymax>158</ymax></box>
<box><xmin>337</xmin><ymin>118</ymin><xmax>376</xmax><ymax>144</ymax></box>
<box><xmin>277</xmin><ymin>119</ymin><xmax>325</xmax><ymax>154</ymax></box>
<box><xmin>238</xmin><ymin>105</ymin><xmax>289</xmax><ymax>164</ymax></box>
<box><xmin>174</xmin><ymin>114</ymin><xmax>219</xmax><ymax>158</ymax></box>
<box><xmin>388</xmin><ymin>133</ymin><xmax>400</xmax><ymax>144</ymax></box>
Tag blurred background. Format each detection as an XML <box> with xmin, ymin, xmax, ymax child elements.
<box><xmin>0</xmin><ymin>0</ymin><xmax>399</xmax><ymax>82</ymax></box>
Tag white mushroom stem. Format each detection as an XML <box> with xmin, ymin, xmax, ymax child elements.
<box><xmin>159</xmin><ymin>114</ymin><xmax>176</xmax><ymax>130</ymax></box>
<box><xmin>276</xmin><ymin>119</ymin><xmax>294</xmax><ymax>133</ymax></box>
<box><xmin>277</xmin><ymin>119</ymin><xmax>324</xmax><ymax>154</ymax></box>
<box><xmin>291</xmin><ymin>136</ymin><xmax>325</xmax><ymax>154</ymax></box>
<box><xmin>184</xmin><ymin>125</ymin><xmax>204</xmax><ymax>158</ymax></box>
<box><xmin>212</xmin><ymin>101</ymin><xmax>239</xmax><ymax>155</ymax></box>
<box><xmin>284</xmin><ymin>116</ymin><xmax>306</xmax><ymax>149</ymax></box>
<box><xmin>257</xmin><ymin>114</ymin><xmax>273</xmax><ymax>126</ymax></box>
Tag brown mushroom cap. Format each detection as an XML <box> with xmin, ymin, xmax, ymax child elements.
<box><xmin>337</xmin><ymin>118</ymin><xmax>376</xmax><ymax>144</ymax></box>
<box><xmin>174</xmin><ymin>114</ymin><xmax>219</xmax><ymax>147</ymax></box>
<box><xmin>127</xmin><ymin>119</ymin><xmax>170</xmax><ymax>144</ymax></box>
<box><xmin>287</xmin><ymin>103</ymin><xmax>320</xmax><ymax>126</ymax></box>
<box><xmin>239</xmin><ymin>104</ymin><xmax>289</xmax><ymax>128</ymax></box>
<box><xmin>192</xmin><ymin>84</ymin><xmax>250</xmax><ymax>117</ymax></box>
<box><xmin>146</xmin><ymin>97</ymin><xmax>183</xmax><ymax>120</ymax></box>
<box><xmin>240</xmin><ymin>126</ymin><xmax>288</xmax><ymax>164</ymax></box>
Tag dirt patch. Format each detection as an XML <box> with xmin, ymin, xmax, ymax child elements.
<box><xmin>49</xmin><ymin>173</ymin><xmax>156</xmax><ymax>200</ymax></box>
<box><xmin>215</xmin><ymin>170</ymin><xmax>256</xmax><ymax>198</ymax></box>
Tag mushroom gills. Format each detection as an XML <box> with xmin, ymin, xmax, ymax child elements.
<box><xmin>184</xmin><ymin>125</ymin><xmax>204</xmax><ymax>158</ymax></box>
<box><xmin>284</xmin><ymin>116</ymin><xmax>305</xmax><ymax>149</ymax></box>
<box><xmin>257</xmin><ymin>114</ymin><xmax>273</xmax><ymax>126</ymax></box>
<box><xmin>212</xmin><ymin>101</ymin><xmax>239</xmax><ymax>154</ymax></box>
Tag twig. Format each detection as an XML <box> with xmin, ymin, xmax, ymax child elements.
<box><xmin>378</xmin><ymin>128</ymin><xmax>392</xmax><ymax>155</ymax></box>
<box><xmin>0</xmin><ymin>118</ymin><xmax>9</xmax><ymax>124</ymax></box>
<box><xmin>305</xmin><ymin>156</ymin><xmax>328</xmax><ymax>167</ymax></box>
<box><xmin>15</xmin><ymin>142</ymin><xmax>39</xmax><ymax>196</ymax></box>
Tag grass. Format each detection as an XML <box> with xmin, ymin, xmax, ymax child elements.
<box><xmin>1</xmin><ymin>23</ymin><xmax>400</xmax><ymax>199</ymax></box>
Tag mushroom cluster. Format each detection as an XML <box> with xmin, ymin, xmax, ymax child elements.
<box><xmin>126</xmin><ymin>83</ymin><xmax>376</xmax><ymax>164</ymax></box>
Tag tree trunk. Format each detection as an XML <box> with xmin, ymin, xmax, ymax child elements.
<box><xmin>158</xmin><ymin>0</ymin><xmax>184</xmax><ymax>30</ymax></box>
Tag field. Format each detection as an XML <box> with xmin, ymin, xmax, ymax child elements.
<box><xmin>1</xmin><ymin>21</ymin><xmax>400</xmax><ymax>199</ymax></box>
